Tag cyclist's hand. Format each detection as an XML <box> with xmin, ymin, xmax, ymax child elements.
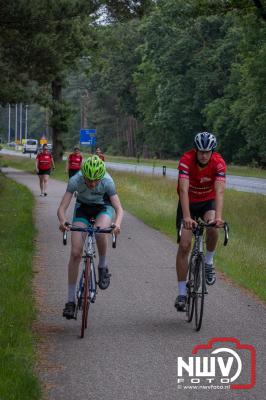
<box><xmin>59</xmin><ymin>221</ymin><xmax>70</xmax><ymax>232</ymax></box>
<box><xmin>111</xmin><ymin>223</ymin><xmax>121</xmax><ymax>235</ymax></box>
<box><xmin>36</xmin><ymin>168</ymin><xmax>39</xmax><ymax>174</ymax></box>
<box><xmin>183</xmin><ymin>217</ymin><xmax>197</xmax><ymax>230</ymax></box>
<box><xmin>212</xmin><ymin>218</ymin><xmax>224</xmax><ymax>228</ymax></box>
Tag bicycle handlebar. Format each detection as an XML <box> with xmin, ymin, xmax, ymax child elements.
<box><xmin>178</xmin><ymin>218</ymin><xmax>229</xmax><ymax>247</ymax></box>
<box><xmin>193</xmin><ymin>218</ymin><xmax>229</xmax><ymax>246</ymax></box>
<box><xmin>63</xmin><ymin>223</ymin><xmax>117</xmax><ymax>248</ymax></box>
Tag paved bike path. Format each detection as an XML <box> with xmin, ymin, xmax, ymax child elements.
<box><xmin>3</xmin><ymin>168</ymin><xmax>265</xmax><ymax>400</ymax></box>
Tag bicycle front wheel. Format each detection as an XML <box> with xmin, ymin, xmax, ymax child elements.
<box><xmin>194</xmin><ymin>254</ymin><xmax>205</xmax><ymax>331</ymax></box>
<box><xmin>81</xmin><ymin>258</ymin><xmax>90</xmax><ymax>339</ymax></box>
<box><xmin>186</xmin><ymin>256</ymin><xmax>195</xmax><ymax>323</ymax></box>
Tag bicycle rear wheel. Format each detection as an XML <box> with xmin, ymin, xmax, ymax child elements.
<box><xmin>81</xmin><ymin>259</ymin><xmax>90</xmax><ymax>339</ymax></box>
<box><xmin>186</xmin><ymin>256</ymin><xmax>195</xmax><ymax>323</ymax></box>
<box><xmin>194</xmin><ymin>254</ymin><xmax>205</xmax><ymax>331</ymax></box>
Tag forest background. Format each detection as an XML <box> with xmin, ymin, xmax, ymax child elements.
<box><xmin>0</xmin><ymin>0</ymin><xmax>266</xmax><ymax>166</ymax></box>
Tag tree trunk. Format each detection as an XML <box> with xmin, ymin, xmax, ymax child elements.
<box><xmin>51</xmin><ymin>78</ymin><xmax>64</xmax><ymax>162</ymax></box>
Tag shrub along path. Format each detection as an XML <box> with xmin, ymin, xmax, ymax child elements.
<box><xmin>2</xmin><ymin>167</ymin><xmax>266</xmax><ymax>400</ymax></box>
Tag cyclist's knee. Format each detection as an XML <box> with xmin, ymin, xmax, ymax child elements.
<box><xmin>178</xmin><ymin>240</ymin><xmax>191</xmax><ymax>255</ymax></box>
<box><xmin>70</xmin><ymin>247</ymin><xmax>82</xmax><ymax>260</ymax></box>
<box><xmin>207</xmin><ymin>227</ymin><xmax>218</xmax><ymax>238</ymax></box>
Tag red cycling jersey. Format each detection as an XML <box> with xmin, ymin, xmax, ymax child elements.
<box><xmin>68</xmin><ymin>153</ymin><xmax>83</xmax><ymax>170</ymax></box>
<box><xmin>36</xmin><ymin>152</ymin><xmax>53</xmax><ymax>170</ymax></box>
<box><xmin>177</xmin><ymin>149</ymin><xmax>226</xmax><ymax>203</ymax></box>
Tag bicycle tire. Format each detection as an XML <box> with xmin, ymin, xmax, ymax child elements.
<box><xmin>186</xmin><ymin>256</ymin><xmax>195</xmax><ymax>323</ymax></box>
<box><xmin>81</xmin><ymin>258</ymin><xmax>90</xmax><ymax>339</ymax></box>
<box><xmin>194</xmin><ymin>254</ymin><xmax>205</xmax><ymax>331</ymax></box>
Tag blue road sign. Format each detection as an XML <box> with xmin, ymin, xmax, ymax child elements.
<box><xmin>80</xmin><ymin>129</ymin><xmax>97</xmax><ymax>145</ymax></box>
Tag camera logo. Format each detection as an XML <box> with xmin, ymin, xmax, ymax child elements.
<box><xmin>177</xmin><ymin>338</ymin><xmax>256</xmax><ymax>390</ymax></box>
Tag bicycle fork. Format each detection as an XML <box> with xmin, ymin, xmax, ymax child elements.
<box><xmin>89</xmin><ymin>258</ymin><xmax>97</xmax><ymax>303</ymax></box>
<box><xmin>188</xmin><ymin>233</ymin><xmax>208</xmax><ymax>296</ymax></box>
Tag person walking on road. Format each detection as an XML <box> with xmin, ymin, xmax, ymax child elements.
<box><xmin>65</xmin><ymin>145</ymin><xmax>83</xmax><ymax>179</ymax></box>
<box><xmin>36</xmin><ymin>143</ymin><xmax>55</xmax><ymax>196</ymax></box>
<box><xmin>95</xmin><ymin>147</ymin><xmax>105</xmax><ymax>161</ymax></box>
<box><xmin>175</xmin><ymin>132</ymin><xmax>226</xmax><ymax>312</ymax></box>
<box><xmin>57</xmin><ymin>155</ymin><xmax>123</xmax><ymax>319</ymax></box>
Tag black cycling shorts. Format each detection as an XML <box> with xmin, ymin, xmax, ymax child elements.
<box><xmin>38</xmin><ymin>169</ymin><xmax>51</xmax><ymax>176</ymax></box>
<box><xmin>176</xmin><ymin>199</ymin><xmax>215</xmax><ymax>242</ymax></box>
<box><xmin>68</xmin><ymin>169</ymin><xmax>80</xmax><ymax>179</ymax></box>
<box><xmin>73</xmin><ymin>202</ymin><xmax>114</xmax><ymax>226</ymax></box>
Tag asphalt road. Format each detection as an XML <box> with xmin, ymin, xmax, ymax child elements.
<box><xmin>2</xmin><ymin>167</ymin><xmax>265</xmax><ymax>400</ymax></box>
<box><xmin>1</xmin><ymin>148</ymin><xmax>266</xmax><ymax>195</ymax></box>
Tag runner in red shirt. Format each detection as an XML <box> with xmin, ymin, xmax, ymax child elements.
<box><xmin>66</xmin><ymin>146</ymin><xmax>83</xmax><ymax>179</ymax></box>
<box><xmin>175</xmin><ymin>132</ymin><xmax>226</xmax><ymax>312</ymax></box>
<box><xmin>35</xmin><ymin>144</ymin><xmax>55</xmax><ymax>196</ymax></box>
<box><xmin>96</xmin><ymin>147</ymin><xmax>105</xmax><ymax>161</ymax></box>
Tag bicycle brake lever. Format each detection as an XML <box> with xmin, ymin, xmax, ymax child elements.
<box><xmin>223</xmin><ymin>222</ymin><xmax>229</xmax><ymax>246</ymax></box>
<box><xmin>63</xmin><ymin>231</ymin><xmax>67</xmax><ymax>245</ymax></box>
<box><xmin>112</xmin><ymin>233</ymin><xmax>117</xmax><ymax>248</ymax></box>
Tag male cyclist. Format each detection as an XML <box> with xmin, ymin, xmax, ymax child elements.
<box><xmin>175</xmin><ymin>132</ymin><xmax>226</xmax><ymax>312</ymax></box>
<box><xmin>57</xmin><ymin>155</ymin><xmax>123</xmax><ymax>319</ymax></box>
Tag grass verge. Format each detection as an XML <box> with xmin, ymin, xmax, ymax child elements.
<box><xmin>0</xmin><ymin>173</ymin><xmax>41</xmax><ymax>400</ymax></box>
<box><xmin>1</xmin><ymin>154</ymin><xmax>265</xmax><ymax>301</ymax></box>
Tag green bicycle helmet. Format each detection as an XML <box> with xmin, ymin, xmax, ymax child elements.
<box><xmin>81</xmin><ymin>155</ymin><xmax>106</xmax><ymax>180</ymax></box>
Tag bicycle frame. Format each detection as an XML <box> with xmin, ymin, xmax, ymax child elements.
<box><xmin>63</xmin><ymin>222</ymin><xmax>116</xmax><ymax>337</ymax></box>
<box><xmin>190</xmin><ymin>219</ymin><xmax>229</xmax><ymax>259</ymax></box>
<box><xmin>83</xmin><ymin>231</ymin><xmax>97</xmax><ymax>303</ymax></box>
<box><xmin>191</xmin><ymin>223</ymin><xmax>205</xmax><ymax>258</ymax></box>
<box><xmin>182</xmin><ymin>218</ymin><xmax>229</xmax><ymax>331</ymax></box>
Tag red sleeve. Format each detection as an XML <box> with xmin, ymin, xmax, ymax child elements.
<box><xmin>178</xmin><ymin>153</ymin><xmax>190</xmax><ymax>180</ymax></box>
<box><xmin>214</xmin><ymin>154</ymin><xmax>226</xmax><ymax>182</ymax></box>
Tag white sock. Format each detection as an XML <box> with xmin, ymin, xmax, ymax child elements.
<box><xmin>205</xmin><ymin>251</ymin><xmax>215</xmax><ymax>265</ymax></box>
<box><xmin>98</xmin><ymin>255</ymin><xmax>107</xmax><ymax>269</ymax></box>
<box><xmin>178</xmin><ymin>281</ymin><xmax>187</xmax><ymax>296</ymax></box>
<box><xmin>68</xmin><ymin>284</ymin><xmax>76</xmax><ymax>303</ymax></box>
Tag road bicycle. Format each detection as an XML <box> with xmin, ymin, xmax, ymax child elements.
<box><xmin>63</xmin><ymin>221</ymin><xmax>116</xmax><ymax>338</ymax></box>
<box><xmin>180</xmin><ymin>218</ymin><xmax>229</xmax><ymax>332</ymax></box>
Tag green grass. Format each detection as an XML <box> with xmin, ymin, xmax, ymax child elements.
<box><xmin>215</xmin><ymin>190</ymin><xmax>266</xmax><ymax>300</ymax></box>
<box><xmin>1</xmin><ymin>153</ymin><xmax>266</xmax><ymax>300</ymax></box>
<box><xmin>0</xmin><ymin>173</ymin><xmax>41</xmax><ymax>400</ymax></box>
